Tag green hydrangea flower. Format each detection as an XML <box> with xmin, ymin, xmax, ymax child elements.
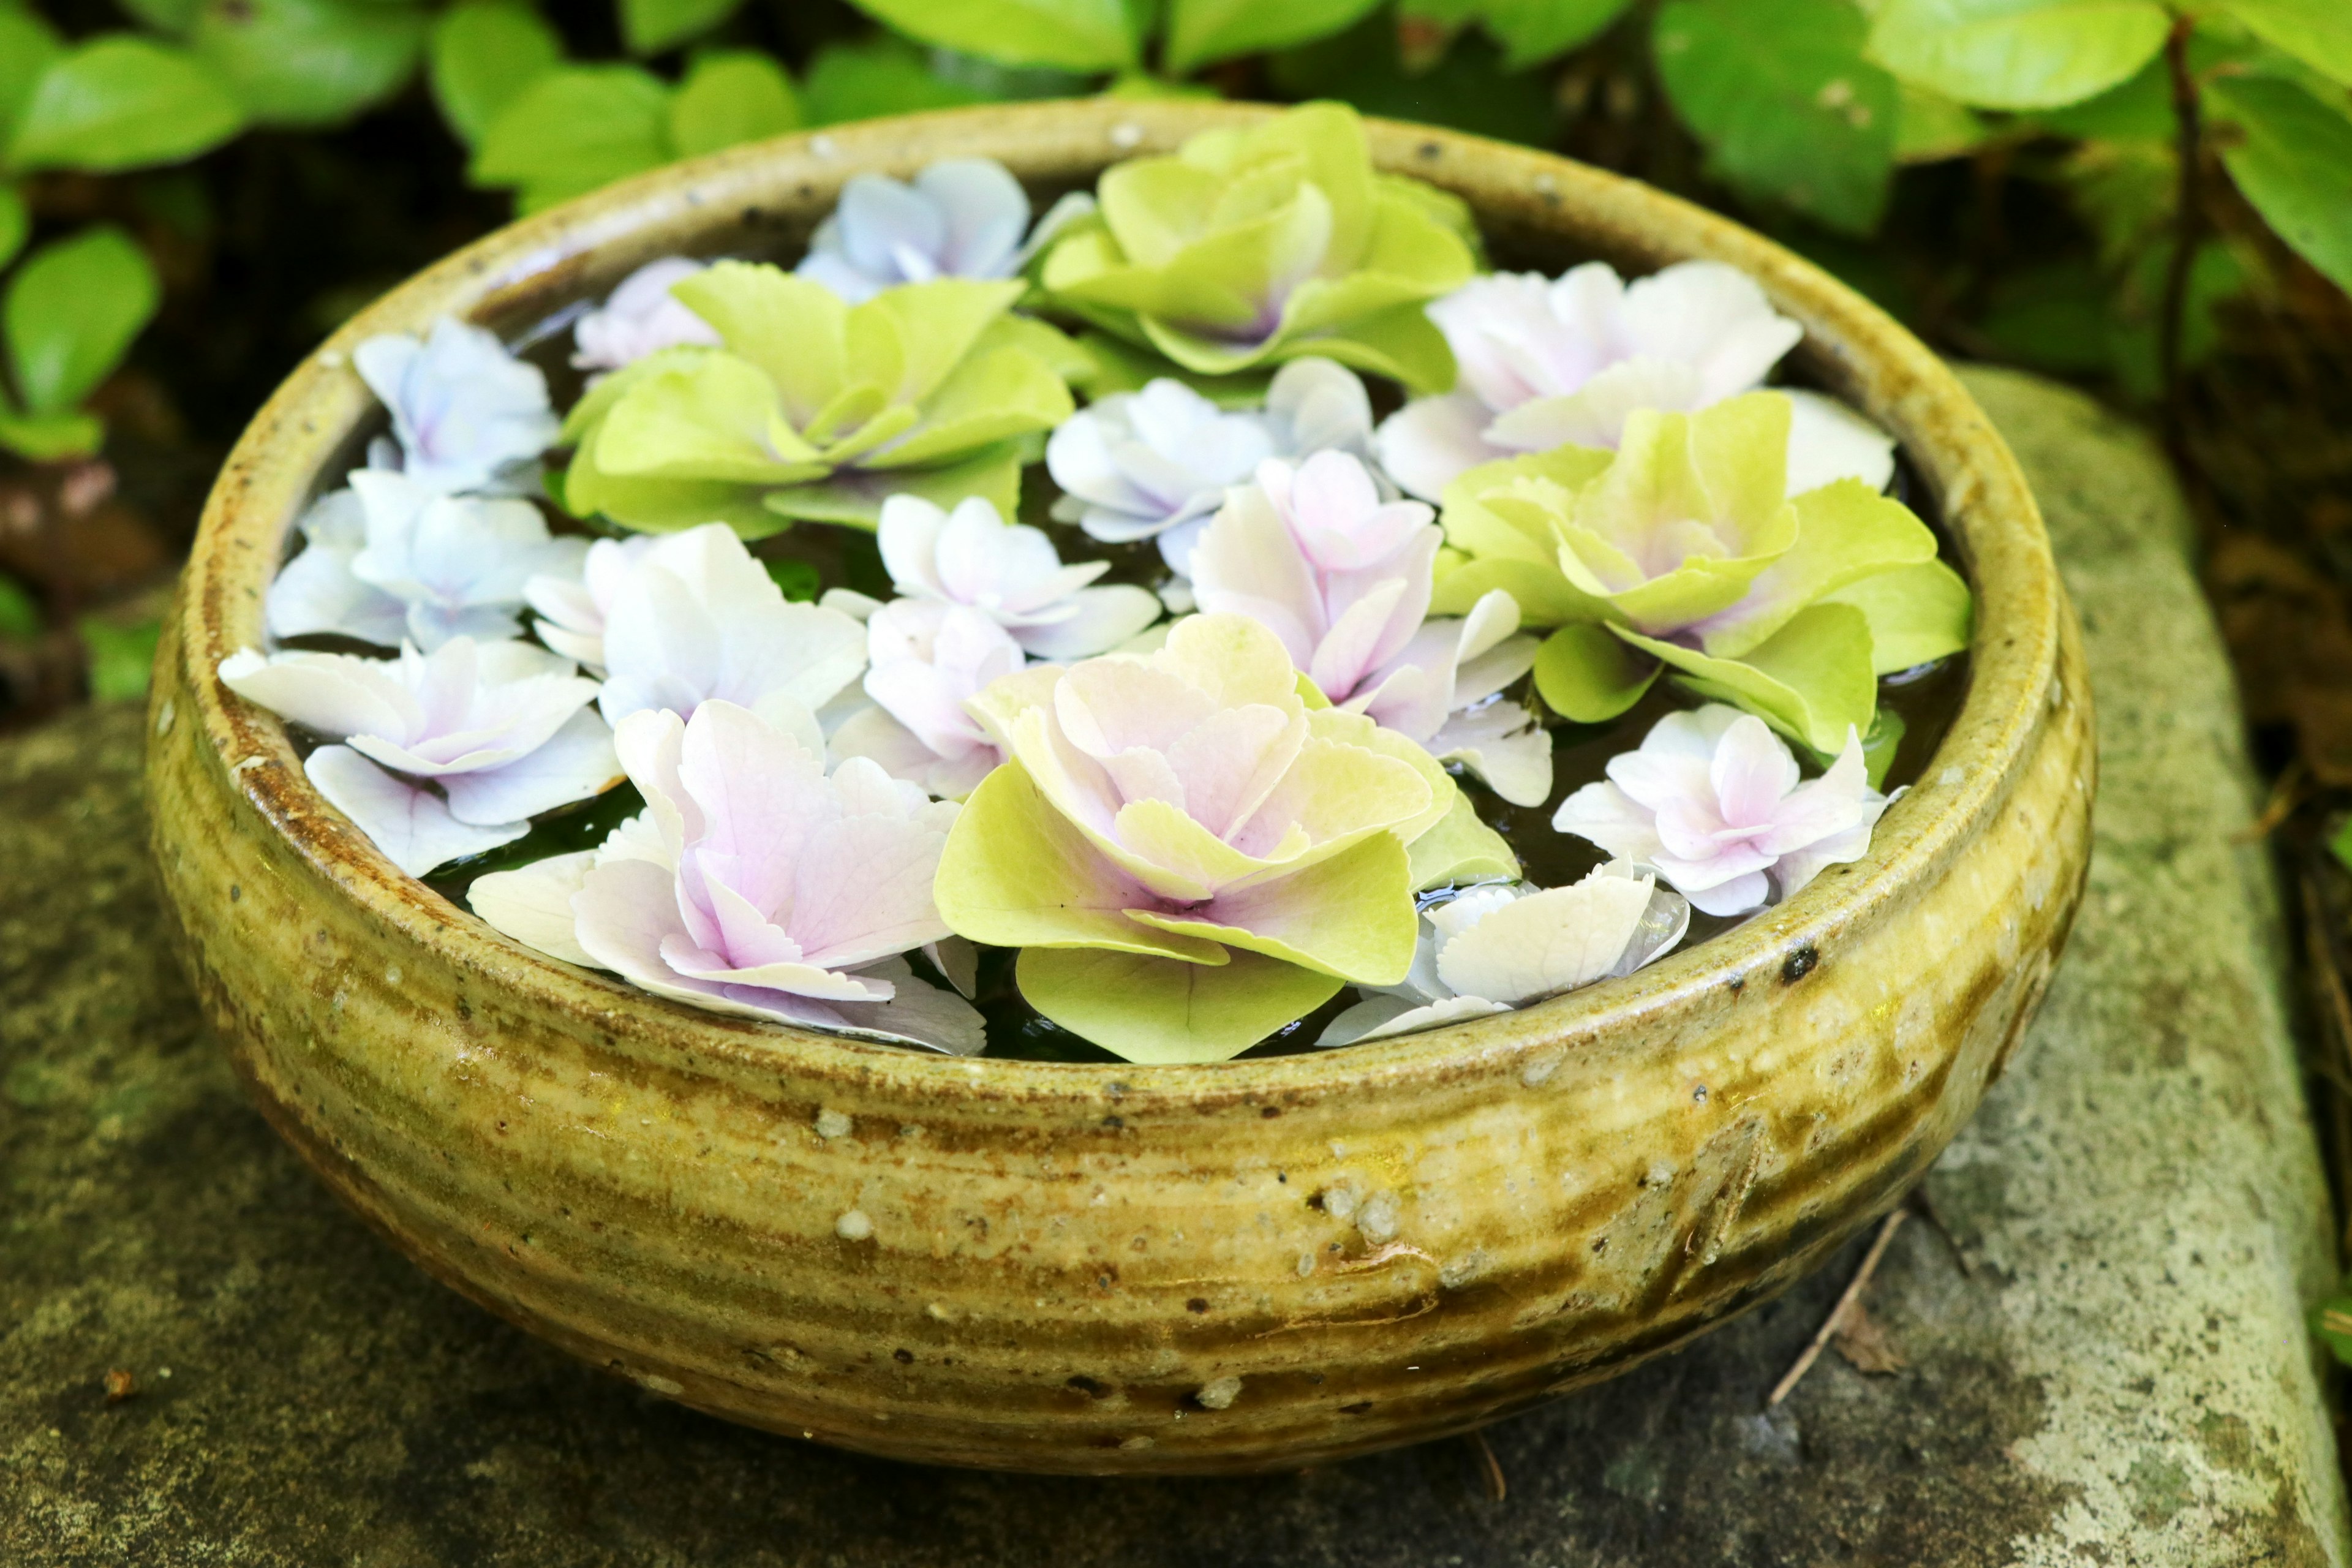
<box><xmin>559</xmin><ymin>263</ymin><xmax>1077</xmax><ymax>535</ymax></box>
<box><xmin>932</xmin><ymin>614</ymin><xmax>1498</xmax><ymax>1065</ymax></box>
<box><xmin>1039</xmin><ymin>102</ymin><xmax>1477</xmax><ymax>395</ymax></box>
<box><xmin>1434</xmin><ymin>392</ymin><xmax>1972</xmax><ymax>756</ymax></box>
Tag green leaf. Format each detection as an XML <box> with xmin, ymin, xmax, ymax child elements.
<box><xmin>801</xmin><ymin>36</ymin><xmax>993</xmax><ymax>126</ymax></box>
<box><xmin>472</xmin><ymin>64</ymin><xmax>672</xmax><ymax>211</ymax></box>
<box><xmin>4</xmin><ymin>225</ymin><xmax>160</xmax><ymax>415</ymax></box>
<box><xmin>2204</xmin><ymin>74</ymin><xmax>2352</xmax><ymax>293</ymax></box>
<box><xmin>189</xmin><ymin>0</ymin><xmax>426</xmax><ymax>127</ymax></box>
<box><xmin>2031</xmin><ymin>54</ymin><xmax>2171</xmax><ymax>139</ymax></box>
<box><xmin>7</xmin><ymin>36</ymin><xmax>246</xmax><ymax>173</ymax></box>
<box><xmin>1265</xmin><ymin>15</ymin><xmax>1562</xmax><ymax>146</ymax></box>
<box><xmin>2214</xmin><ymin>0</ymin><xmax>2352</xmax><ymax>89</ymax></box>
<box><xmin>1624</xmin><ymin>601</ymin><xmax>1880</xmax><ymax>756</ymax></box>
<box><xmin>0</xmin><ymin>573</ymin><xmax>38</xmax><ymax>640</ymax></box>
<box><xmin>620</xmin><ymin>0</ymin><xmax>744</xmax><ymax>55</ymax></box>
<box><xmin>0</xmin><ymin>409</ymin><xmax>104</xmax><ymax>459</ymax></box>
<box><xmin>668</xmin><ymin>50</ymin><xmax>799</xmax><ymax>160</ymax></box>
<box><xmin>2315</xmin><ymin>1293</ymin><xmax>2352</xmax><ymax>1366</ymax></box>
<box><xmin>1856</xmin><ymin>706</ymin><xmax>1904</xmax><ymax>788</ymax></box>
<box><xmin>1894</xmin><ymin>81</ymin><xmax>1993</xmax><ymax>162</ymax></box>
<box><xmin>764</xmin><ymin>558</ymin><xmax>820</xmax><ymax>601</ymax></box>
<box><xmin>1166</xmin><ymin>0</ymin><xmax>1385</xmax><ymax>75</ymax></box>
<box><xmin>1654</xmin><ymin>0</ymin><xmax>1899</xmax><ymax>235</ymax></box>
<box><xmin>79</xmin><ymin>612</ymin><xmax>161</xmax><ymax>703</ymax></box>
<box><xmin>0</xmin><ymin>186</ymin><xmax>24</xmax><ymax>272</ymax></box>
<box><xmin>840</xmin><ymin>0</ymin><xmax>1139</xmax><ymax>73</ymax></box>
<box><xmin>0</xmin><ymin>9</ymin><xmax>64</xmax><ymax>146</ymax></box>
<box><xmin>1532</xmin><ymin>622</ymin><xmax>1661</xmax><ymax>722</ymax></box>
<box><xmin>1465</xmin><ymin>0</ymin><xmax>1635</xmax><ymax>69</ymax></box>
<box><xmin>430</xmin><ymin>1</ymin><xmax>562</xmax><ymax>145</ymax></box>
<box><xmin>1864</xmin><ymin>0</ymin><xmax>2170</xmax><ymax>110</ymax></box>
<box><xmin>2330</xmin><ymin>816</ymin><xmax>2352</xmax><ymax>875</ymax></box>
<box><xmin>1016</xmin><ymin>944</ymin><xmax>1343</xmax><ymax>1065</ymax></box>
<box><xmin>114</xmin><ymin>0</ymin><xmax>202</xmax><ymax>29</ymax></box>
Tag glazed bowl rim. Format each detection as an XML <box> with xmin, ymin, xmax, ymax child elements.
<box><xmin>168</xmin><ymin>97</ymin><xmax>2057</xmax><ymax>1106</ymax></box>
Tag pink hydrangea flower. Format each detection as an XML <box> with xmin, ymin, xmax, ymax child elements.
<box><xmin>1374</xmin><ymin>261</ymin><xmax>1893</xmax><ymax>503</ymax></box>
<box><xmin>571</xmin><ymin>257</ymin><xmax>723</xmax><ymax>372</ymax></box>
<box><xmin>353</xmin><ymin>317</ymin><xmax>557</xmax><ymax>496</ymax></box>
<box><xmin>876</xmin><ymin>494</ymin><xmax>1158</xmax><ymax>659</ymax></box>
<box><xmin>1189</xmin><ymin>451</ymin><xmax>1551</xmax><ymax>804</ymax></box>
<box><xmin>830</xmin><ymin>600</ymin><xmax>1027</xmax><ymax>799</ymax></box>
<box><xmin>469</xmin><ymin>700</ymin><xmax>982</xmax><ymax>1054</ymax></box>
<box><xmin>218</xmin><ymin>637</ymin><xmax>617</xmax><ymax>876</ymax></box>
<box><xmin>1552</xmin><ymin>704</ymin><xmax>1893</xmax><ymax>916</ymax></box>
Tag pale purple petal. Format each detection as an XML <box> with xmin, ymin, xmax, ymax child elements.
<box><xmin>305</xmin><ymin>744</ymin><xmax>526</xmax><ymax>877</ymax></box>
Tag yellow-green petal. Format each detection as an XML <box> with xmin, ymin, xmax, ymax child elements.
<box><xmin>1131</xmin><ymin>829</ymin><xmax>1417</xmax><ymax>985</ymax></box>
<box><xmin>1405</xmin><ymin>789</ymin><xmax>1520</xmax><ymax>891</ymax></box>
<box><xmin>1016</xmin><ymin>945</ymin><xmax>1341</xmax><ymax>1065</ymax></box>
<box><xmin>1532</xmin><ymin>622</ymin><xmax>1662</xmax><ymax>723</ymax></box>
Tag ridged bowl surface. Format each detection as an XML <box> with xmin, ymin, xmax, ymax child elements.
<box><xmin>145</xmin><ymin>100</ymin><xmax>2094</xmax><ymax>1476</ymax></box>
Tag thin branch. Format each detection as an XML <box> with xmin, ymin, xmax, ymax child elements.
<box><xmin>1767</xmin><ymin>1208</ymin><xmax>1908</xmax><ymax>1409</ymax></box>
<box><xmin>1464</xmin><ymin>1428</ymin><xmax>1507</xmax><ymax>1502</ymax></box>
<box><xmin>2158</xmin><ymin>13</ymin><xmax>2204</xmax><ymax>462</ymax></box>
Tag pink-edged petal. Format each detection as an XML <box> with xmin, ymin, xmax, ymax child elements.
<box><xmin>1708</xmin><ymin>714</ymin><xmax>1801</xmax><ymax>829</ymax></box>
<box><xmin>1009</xmin><ymin>584</ymin><xmax>1161</xmax><ymax>660</ymax></box>
<box><xmin>1551</xmin><ymin>779</ymin><xmax>1666</xmax><ymax>864</ymax></box>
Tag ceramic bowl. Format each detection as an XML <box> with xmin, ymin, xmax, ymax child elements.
<box><xmin>145</xmin><ymin>99</ymin><xmax>2093</xmax><ymax>1476</ymax></box>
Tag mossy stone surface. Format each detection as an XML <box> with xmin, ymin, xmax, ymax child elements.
<box><xmin>2</xmin><ymin>368</ymin><xmax>2344</xmax><ymax>1563</ymax></box>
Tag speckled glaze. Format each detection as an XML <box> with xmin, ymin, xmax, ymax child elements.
<box><xmin>145</xmin><ymin>100</ymin><xmax>2092</xmax><ymax>1476</ymax></box>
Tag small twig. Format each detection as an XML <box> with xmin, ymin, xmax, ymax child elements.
<box><xmin>2158</xmin><ymin>13</ymin><xmax>2204</xmax><ymax>464</ymax></box>
<box><xmin>2233</xmin><ymin>761</ymin><xmax>2307</xmax><ymax>842</ymax></box>
<box><xmin>1907</xmin><ymin>1184</ymin><xmax>1973</xmax><ymax>1278</ymax></box>
<box><xmin>1767</xmin><ymin>1209</ymin><xmax>1908</xmax><ymax>1409</ymax></box>
<box><xmin>1463</xmin><ymin>1428</ymin><xmax>1507</xmax><ymax>1502</ymax></box>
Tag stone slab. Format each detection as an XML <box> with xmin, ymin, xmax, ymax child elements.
<box><xmin>1</xmin><ymin>368</ymin><xmax>2344</xmax><ymax>1566</ymax></box>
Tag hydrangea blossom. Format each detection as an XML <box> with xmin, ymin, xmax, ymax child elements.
<box><xmin>469</xmin><ymin>701</ymin><xmax>982</xmax><ymax>1054</ymax></box>
<box><xmin>526</xmin><ymin>522</ymin><xmax>867</xmax><ymax>731</ymax></box>
<box><xmin>1046</xmin><ymin>357</ymin><xmax>1376</xmax><ymax>578</ymax></box>
<box><xmin>267</xmin><ymin>470</ymin><xmax>586</xmax><ymax>652</ymax></box>
<box><xmin>1189</xmin><ymin>452</ymin><xmax>1551</xmax><ymax>805</ymax></box>
<box><xmin>935</xmin><ymin>613</ymin><xmax>1465</xmax><ymax>1063</ymax></box>
<box><xmin>830</xmin><ymin>600</ymin><xmax>1026</xmax><ymax>800</ymax></box>
<box><xmin>572</xmin><ymin>257</ymin><xmax>723</xmax><ymax>372</ymax></box>
<box><xmin>353</xmin><ymin>317</ymin><xmax>559</xmax><ymax>496</ymax></box>
<box><xmin>219</xmin><ymin>638</ymin><xmax>617</xmax><ymax>876</ymax></box>
<box><xmin>1376</xmin><ymin>262</ymin><xmax>1894</xmax><ymax>503</ymax></box>
<box><xmin>1552</xmin><ymin>704</ymin><xmax>1894</xmax><ymax>916</ymax></box>
<box><xmin>875</xmin><ymin>494</ymin><xmax>1158</xmax><ymax>658</ymax></box>
<box><xmin>1317</xmin><ymin>862</ymin><xmax>1690</xmax><ymax>1046</ymax></box>
<box><xmin>797</xmin><ymin>157</ymin><xmax>1093</xmax><ymax>303</ymax></box>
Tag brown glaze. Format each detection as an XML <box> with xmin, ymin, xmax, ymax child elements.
<box><xmin>144</xmin><ymin>100</ymin><xmax>2094</xmax><ymax>1475</ymax></box>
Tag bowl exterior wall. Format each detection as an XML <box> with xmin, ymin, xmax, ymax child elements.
<box><xmin>146</xmin><ymin>101</ymin><xmax>2093</xmax><ymax>1476</ymax></box>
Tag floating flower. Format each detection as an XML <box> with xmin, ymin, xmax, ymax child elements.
<box><xmin>1376</xmin><ymin>261</ymin><xmax>1896</xmax><ymax>502</ymax></box>
<box><xmin>1317</xmin><ymin>862</ymin><xmax>1690</xmax><ymax>1046</ymax></box>
<box><xmin>1189</xmin><ymin>451</ymin><xmax>1550</xmax><ymax>805</ymax></box>
<box><xmin>218</xmin><ymin>638</ymin><xmax>618</xmax><ymax>876</ymax></box>
<box><xmin>549</xmin><ymin>522</ymin><xmax>867</xmax><ymax>731</ymax></box>
<box><xmin>560</xmin><ymin>266</ymin><xmax>1076</xmax><ymax>533</ymax></box>
<box><xmin>268</xmin><ymin>470</ymin><xmax>586</xmax><ymax>652</ymax></box>
<box><xmin>353</xmin><ymin>317</ymin><xmax>560</xmax><ymax>496</ymax></box>
<box><xmin>797</xmin><ymin>157</ymin><xmax>1093</xmax><ymax>303</ymax></box>
<box><xmin>934</xmin><ymin>612</ymin><xmax>1475</xmax><ymax>1065</ymax></box>
<box><xmin>1553</xmin><ymin>705</ymin><xmax>1893</xmax><ymax>917</ymax></box>
<box><xmin>572</xmin><ymin>257</ymin><xmax>723</xmax><ymax>372</ymax></box>
<box><xmin>1045</xmin><ymin>358</ymin><xmax>1377</xmax><ymax>576</ymax></box>
<box><xmin>876</xmin><ymin>494</ymin><xmax>1159</xmax><ymax>658</ymax></box>
<box><xmin>830</xmin><ymin>600</ymin><xmax>1026</xmax><ymax>800</ymax></box>
<box><xmin>469</xmin><ymin>700</ymin><xmax>982</xmax><ymax>1054</ymax></box>
<box><xmin>1435</xmin><ymin>393</ymin><xmax>1971</xmax><ymax>753</ymax></box>
<box><xmin>1039</xmin><ymin>103</ymin><xmax>1476</xmax><ymax>391</ymax></box>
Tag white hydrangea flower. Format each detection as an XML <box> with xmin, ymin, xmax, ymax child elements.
<box><xmin>876</xmin><ymin>494</ymin><xmax>1159</xmax><ymax>660</ymax></box>
<box><xmin>1317</xmin><ymin>862</ymin><xmax>1689</xmax><ymax>1046</ymax></box>
<box><xmin>470</xmin><ymin>700</ymin><xmax>984</xmax><ymax>1055</ymax></box>
<box><xmin>829</xmin><ymin>599</ymin><xmax>1025</xmax><ymax>801</ymax></box>
<box><xmin>797</xmin><ymin>157</ymin><xmax>1093</xmax><ymax>303</ymax></box>
<box><xmin>1553</xmin><ymin>704</ymin><xmax>1895</xmax><ymax>917</ymax></box>
<box><xmin>268</xmin><ymin>470</ymin><xmax>586</xmax><ymax>652</ymax></box>
<box><xmin>571</xmin><ymin>257</ymin><xmax>723</xmax><ymax>372</ymax></box>
<box><xmin>353</xmin><ymin>316</ymin><xmax>560</xmax><ymax>496</ymax></box>
<box><xmin>218</xmin><ymin>637</ymin><xmax>618</xmax><ymax>877</ymax></box>
<box><xmin>539</xmin><ymin>522</ymin><xmax>865</xmax><ymax>731</ymax></box>
<box><xmin>1376</xmin><ymin>262</ymin><xmax>1895</xmax><ymax>502</ymax></box>
<box><xmin>1046</xmin><ymin>357</ymin><xmax>1377</xmax><ymax>578</ymax></box>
